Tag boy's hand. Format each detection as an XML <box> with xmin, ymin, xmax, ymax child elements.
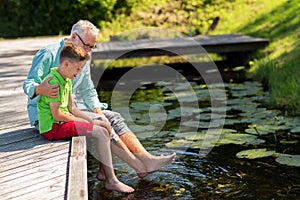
<box><xmin>74</xmin><ymin>116</ymin><xmax>89</xmax><ymax>123</ymax></box>
<box><xmin>35</xmin><ymin>76</ymin><xmax>59</xmax><ymax>98</ymax></box>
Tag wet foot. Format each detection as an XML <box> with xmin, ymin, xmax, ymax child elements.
<box><xmin>96</xmin><ymin>167</ymin><xmax>106</xmax><ymax>181</ymax></box>
<box><xmin>137</xmin><ymin>172</ymin><xmax>148</xmax><ymax>178</ymax></box>
<box><xmin>105</xmin><ymin>180</ymin><xmax>135</xmax><ymax>193</ymax></box>
<box><xmin>97</xmin><ymin>171</ymin><xmax>106</xmax><ymax>181</ymax></box>
<box><xmin>145</xmin><ymin>153</ymin><xmax>176</xmax><ymax>173</ymax></box>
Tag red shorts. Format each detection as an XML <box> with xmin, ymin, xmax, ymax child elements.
<box><xmin>43</xmin><ymin>121</ymin><xmax>93</xmax><ymax>141</ymax></box>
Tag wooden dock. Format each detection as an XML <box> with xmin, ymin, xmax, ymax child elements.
<box><xmin>92</xmin><ymin>34</ymin><xmax>269</xmax><ymax>60</ymax></box>
<box><xmin>0</xmin><ymin>37</ymin><xmax>88</xmax><ymax>200</ymax></box>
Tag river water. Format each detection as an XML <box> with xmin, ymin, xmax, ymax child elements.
<box><xmin>87</xmin><ymin>64</ymin><xmax>300</xmax><ymax>200</ymax></box>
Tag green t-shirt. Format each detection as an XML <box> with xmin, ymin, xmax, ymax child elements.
<box><xmin>38</xmin><ymin>68</ymin><xmax>72</xmax><ymax>133</ymax></box>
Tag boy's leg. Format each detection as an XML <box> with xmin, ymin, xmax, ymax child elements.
<box><xmin>81</xmin><ymin>109</ymin><xmax>176</xmax><ymax>175</ymax></box>
<box><xmin>91</xmin><ymin>125</ymin><xmax>134</xmax><ymax>193</ymax></box>
<box><xmin>43</xmin><ymin>121</ymin><xmax>133</xmax><ymax>192</ymax></box>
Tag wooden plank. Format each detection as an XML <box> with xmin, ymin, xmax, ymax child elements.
<box><xmin>0</xmin><ymin>147</ymin><xmax>69</xmax><ymax>179</ymax></box>
<box><xmin>0</xmin><ymin>174</ymin><xmax>67</xmax><ymax>200</ymax></box>
<box><xmin>0</xmin><ymin>134</ymin><xmax>50</xmax><ymax>152</ymax></box>
<box><xmin>0</xmin><ymin>158</ymin><xmax>68</xmax><ymax>193</ymax></box>
<box><xmin>0</xmin><ymin>142</ymin><xmax>70</xmax><ymax>171</ymax></box>
<box><xmin>67</xmin><ymin>136</ymin><xmax>88</xmax><ymax>200</ymax></box>
<box><xmin>92</xmin><ymin>34</ymin><xmax>269</xmax><ymax>60</ymax></box>
<box><xmin>0</xmin><ymin>128</ymin><xmax>38</xmax><ymax>146</ymax></box>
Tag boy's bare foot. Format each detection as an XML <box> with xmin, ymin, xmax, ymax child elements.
<box><xmin>97</xmin><ymin>171</ymin><xmax>106</xmax><ymax>181</ymax></box>
<box><xmin>96</xmin><ymin>166</ymin><xmax>106</xmax><ymax>181</ymax></box>
<box><xmin>145</xmin><ymin>153</ymin><xmax>176</xmax><ymax>173</ymax></box>
<box><xmin>137</xmin><ymin>172</ymin><xmax>148</xmax><ymax>178</ymax></box>
<box><xmin>105</xmin><ymin>180</ymin><xmax>134</xmax><ymax>193</ymax></box>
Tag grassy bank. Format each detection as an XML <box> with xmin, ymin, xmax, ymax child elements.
<box><xmin>240</xmin><ymin>1</ymin><xmax>300</xmax><ymax>115</ymax></box>
<box><xmin>98</xmin><ymin>0</ymin><xmax>299</xmax><ymax>114</ymax></box>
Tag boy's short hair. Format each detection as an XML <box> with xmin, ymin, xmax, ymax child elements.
<box><xmin>60</xmin><ymin>41</ymin><xmax>90</xmax><ymax>64</ymax></box>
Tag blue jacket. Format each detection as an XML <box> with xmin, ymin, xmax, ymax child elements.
<box><xmin>23</xmin><ymin>39</ymin><xmax>107</xmax><ymax>126</ymax></box>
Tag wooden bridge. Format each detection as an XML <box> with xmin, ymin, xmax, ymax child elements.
<box><xmin>92</xmin><ymin>34</ymin><xmax>269</xmax><ymax>60</ymax></box>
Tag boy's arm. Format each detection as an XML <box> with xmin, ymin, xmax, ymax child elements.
<box><xmin>68</xmin><ymin>94</ymin><xmax>93</xmax><ymax>123</ymax></box>
<box><xmin>50</xmin><ymin>100</ymin><xmax>89</xmax><ymax>123</ymax></box>
<box><xmin>50</xmin><ymin>101</ymin><xmax>77</xmax><ymax>122</ymax></box>
<box><xmin>68</xmin><ymin>95</ymin><xmax>112</xmax><ymax>133</ymax></box>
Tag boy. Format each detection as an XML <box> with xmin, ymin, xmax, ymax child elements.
<box><xmin>38</xmin><ymin>41</ymin><xmax>134</xmax><ymax>193</ymax></box>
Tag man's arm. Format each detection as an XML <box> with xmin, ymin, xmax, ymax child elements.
<box><xmin>35</xmin><ymin>76</ymin><xmax>59</xmax><ymax>98</ymax></box>
<box><xmin>23</xmin><ymin>48</ymin><xmax>59</xmax><ymax>99</ymax></box>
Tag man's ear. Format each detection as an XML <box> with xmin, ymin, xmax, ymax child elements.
<box><xmin>71</xmin><ymin>32</ymin><xmax>76</xmax><ymax>41</ymax></box>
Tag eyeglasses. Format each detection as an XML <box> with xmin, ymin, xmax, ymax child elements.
<box><xmin>75</xmin><ymin>33</ymin><xmax>96</xmax><ymax>49</ymax></box>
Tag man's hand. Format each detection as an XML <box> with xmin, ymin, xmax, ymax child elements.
<box><xmin>35</xmin><ymin>76</ymin><xmax>59</xmax><ymax>98</ymax></box>
<box><xmin>92</xmin><ymin>119</ymin><xmax>112</xmax><ymax>135</ymax></box>
<box><xmin>93</xmin><ymin>108</ymin><xmax>104</xmax><ymax>115</ymax></box>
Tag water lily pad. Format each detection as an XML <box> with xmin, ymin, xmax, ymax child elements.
<box><xmin>275</xmin><ymin>154</ymin><xmax>300</xmax><ymax>167</ymax></box>
<box><xmin>236</xmin><ymin>148</ymin><xmax>276</xmax><ymax>159</ymax></box>
<box><xmin>164</xmin><ymin>90</ymin><xmax>201</xmax><ymax>102</ymax></box>
<box><xmin>179</xmin><ymin>129</ymin><xmax>236</xmax><ymax>141</ymax></box>
<box><xmin>196</xmin><ymin>113</ymin><xmax>225</xmax><ymax>121</ymax></box>
<box><xmin>178</xmin><ymin>131</ymin><xmax>206</xmax><ymax>140</ymax></box>
<box><xmin>227</xmin><ymin>98</ymin><xmax>253</xmax><ymax>105</ymax></box>
<box><xmin>136</xmin><ymin>112</ymin><xmax>168</xmax><ymax>123</ymax></box>
<box><xmin>168</xmin><ymin>107</ymin><xmax>201</xmax><ymax>119</ymax></box>
<box><xmin>224</xmin><ymin>118</ymin><xmax>243</xmax><ymax>125</ymax></box>
<box><xmin>231</xmin><ymin>88</ymin><xmax>262</xmax><ymax>98</ymax></box>
<box><xmin>280</xmin><ymin>139</ymin><xmax>298</xmax><ymax>144</ymax></box>
<box><xmin>191</xmin><ymin>140</ymin><xmax>215</xmax><ymax>148</ymax></box>
<box><xmin>285</xmin><ymin>117</ymin><xmax>300</xmax><ymax>127</ymax></box>
<box><xmin>129</xmin><ymin>124</ymin><xmax>156</xmax><ymax>133</ymax></box>
<box><xmin>130</xmin><ymin>101</ymin><xmax>171</xmax><ymax>111</ymax></box>
<box><xmin>290</xmin><ymin>126</ymin><xmax>300</xmax><ymax>134</ymax></box>
<box><xmin>216</xmin><ymin>133</ymin><xmax>258</xmax><ymax>146</ymax></box>
<box><xmin>245</xmin><ymin>124</ymin><xmax>276</xmax><ymax>135</ymax></box>
<box><xmin>231</xmin><ymin>104</ymin><xmax>258</xmax><ymax>112</ymax></box>
<box><xmin>238</xmin><ymin>108</ymin><xmax>267</xmax><ymax>117</ymax></box>
<box><xmin>165</xmin><ymin>139</ymin><xmax>191</xmax><ymax>148</ymax></box>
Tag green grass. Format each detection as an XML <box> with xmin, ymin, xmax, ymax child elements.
<box><xmin>239</xmin><ymin>0</ymin><xmax>300</xmax><ymax>114</ymax></box>
<box><xmin>97</xmin><ymin>0</ymin><xmax>299</xmax><ymax>114</ymax></box>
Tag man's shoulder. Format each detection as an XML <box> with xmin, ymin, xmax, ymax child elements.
<box><xmin>37</xmin><ymin>39</ymin><xmax>64</xmax><ymax>56</ymax></box>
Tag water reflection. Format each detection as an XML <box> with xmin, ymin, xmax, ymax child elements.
<box><xmin>88</xmin><ymin>80</ymin><xmax>300</xmax><ymax>200</ymax></box>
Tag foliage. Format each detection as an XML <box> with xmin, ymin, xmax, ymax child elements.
<box><xmin>0</xmin><ymin>0</ymin><xmax>135</xmax><ymax>38</ymax></box>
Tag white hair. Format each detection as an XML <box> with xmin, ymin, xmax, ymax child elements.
<box><xmin>71</xmin><ymin>20</ymin><xmax>99</xmax><ymax>37</ymax></box>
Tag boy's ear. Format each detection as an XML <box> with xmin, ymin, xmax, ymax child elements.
<box><xmin>63</xmin><ymin>59</ymin><xmax>71</xmax><ymax>68</ymax></box>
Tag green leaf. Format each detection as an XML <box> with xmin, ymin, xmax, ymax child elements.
<box><xmin>165</xmin><ymin>139</ymin><xmax>191</xmax><ymax>148</ymax></box>
<box><xmin>236</xmin><ymin>148</ymin><xmax>276</xmax><ymax>159</ymax></box>
<box><xmin>216</xmin><ymin>133</ymin><xmax>259</xmax><ymax>146</ymax></box>
<box><xmin>275</xmin><ymin>154</ymin><xmax>300</xmax><ymax>167</ymax></box>
<box><xmin>290</xmin><ymin>126</ymin><xmax>300</xmax><ymax>134</ymax></box>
